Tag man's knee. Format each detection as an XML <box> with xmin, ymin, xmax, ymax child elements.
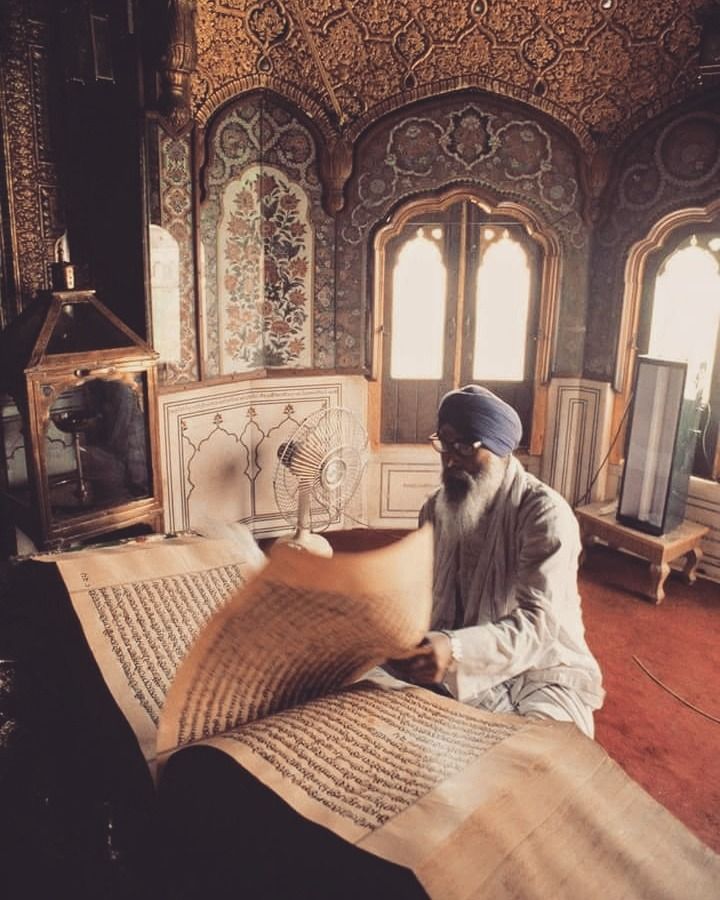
<box><xmin>515</xmin><ymin>685</ymin><xmax>595</xmax><ymax>739</ymax></box>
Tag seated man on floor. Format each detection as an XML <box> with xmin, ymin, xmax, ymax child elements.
<box><xmin>388</xmin><ymin>384</ymin><xmax>604</xmax><ymax>738</ymax></box>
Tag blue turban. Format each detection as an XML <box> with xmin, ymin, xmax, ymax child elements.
<box><xmin>437</xmin><ymin>385</ymin><xmax>522</xmax><ymax>457</ymax></box>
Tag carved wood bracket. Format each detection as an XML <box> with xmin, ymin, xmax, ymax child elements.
<box><xmin>319</xmin><ymin>137</ymin><xmax>353</xmax><ymax>215</ymax></box>
<box><xmin>159</xmin><ymin>0</ymin><xmax>198</xmax><ymax>135</ymax></box>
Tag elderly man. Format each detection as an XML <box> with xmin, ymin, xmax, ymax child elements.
<box><xmin>389</xmin><ymin>384</ymin><xmax>604</xmax><ymax>738</ymax></box>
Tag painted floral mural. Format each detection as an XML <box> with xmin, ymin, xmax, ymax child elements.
<box><xmin>219</xmin><ymin>164</ymin><xmax>313</xmax><ymax>371</ymax></box>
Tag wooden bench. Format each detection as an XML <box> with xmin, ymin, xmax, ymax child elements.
<box><xmin>575</xmin><ymin>501</ymin><xmax>709</xmax><ymax>604</ymax></box>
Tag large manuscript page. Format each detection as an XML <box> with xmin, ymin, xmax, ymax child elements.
<box><xmin>53</xmin><ymin>533</ymin><xmax>264</xmax><ymax>762</ymax></box>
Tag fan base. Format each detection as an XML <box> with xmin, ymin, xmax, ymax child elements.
<box><xmin>275</xmin><ymin>529</ymin><xmax>333</xmax><ymax>558</ymax></box>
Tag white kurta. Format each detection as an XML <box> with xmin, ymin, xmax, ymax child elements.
<box><xmin>420</xmin><ymin>457</ymin><xmax>604</xmax><ymax>712</ymax></box>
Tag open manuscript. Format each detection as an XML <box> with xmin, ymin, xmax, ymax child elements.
<box><xmin>52</xmin><ymin>527</ymin><xmax>720</xmax><ymax>899</ymax></box>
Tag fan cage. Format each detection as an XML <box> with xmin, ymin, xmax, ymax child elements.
<box><xmin>274</xmin><ymin>407</ymin><xmax>368</xmax><ymax>532</ymax></box>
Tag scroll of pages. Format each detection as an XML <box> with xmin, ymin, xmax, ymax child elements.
<box><xmin>51</xmin><ymin>527</ymin><xmax>719</xmax><ymax>899</ymax></box>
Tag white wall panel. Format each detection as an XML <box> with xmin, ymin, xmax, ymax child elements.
<box><xmin>367</xmin><ymin>454</ymin><xmax>441</xmax><ymax>528</ymax></box>
<box><xmin>542</xmin><ymin>379</ymin><xmax>614</xmax><ymax>507</ymax></box>
<box><xmin>687</xmin><ymin>477</ymin><xmax>720</xmax><ymax>581</ymax></box>
<box><xmin>159</xmin><ymin>375</ymin><xmax>365</xmax><ymax>537</ymax></box>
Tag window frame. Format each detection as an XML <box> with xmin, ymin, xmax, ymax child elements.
<box><xmin>369</xmin><ymin>188</ymin><xmax>560</xmax><ymax>456</ymax></box>
<box><xmin>614</xmin><ymin>200</ymin><xmax>720</xmax><ymax>480</ymax></box>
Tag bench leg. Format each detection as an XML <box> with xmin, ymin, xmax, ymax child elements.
<box><xmin>578</xmin><ymin>530</ymin><xmax>599</xmax><ymax>568</ymax></box>
<box><xmin>681</xmin><ymin>547</ymin><xmax>703</xmax><ymax>585</ymax></box>
<box><xmin>648</xmin><ymin>561</ymin><xmax>670</xmax><ymax>604</ymax></box>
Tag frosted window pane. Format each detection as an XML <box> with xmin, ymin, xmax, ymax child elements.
<box><xmin>149</xmin><ymin>224</ymin><xmax>181</xmax><ymax>364</ymax></box>
<box><xmin>649</xmin><ymin>243</ymin><xmax>720</xmax><ymax>401</ymax></box>
<box><xmin>473</xmin><ymin>234</ymin><xmax>530</xmax><ymax>381</ymax></box>
<box><xmin>391</xmin><ymin>231</ymin><xmax>446</xmax><ymax>379</ymax></box>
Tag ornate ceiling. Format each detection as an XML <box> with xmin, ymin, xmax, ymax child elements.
<box><xmin>192</xmin><ymin>0</ymin><xmax>711</xmax><ymax>151</ymax></box>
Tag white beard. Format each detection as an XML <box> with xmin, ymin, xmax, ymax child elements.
<box><xmin>435</xmin><ymin>455</ymin><xmax>507</xmax><ymax>542</ymax></box>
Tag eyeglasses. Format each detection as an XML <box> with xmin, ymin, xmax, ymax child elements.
<box><xmin>428</xmin><ymin>433</ymin><xmax>484</xmax><ymax>457</ymax></box>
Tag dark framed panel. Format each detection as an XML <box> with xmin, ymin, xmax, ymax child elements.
<box><xmin>617</xmin><ymin>357</ymin><xmax>700</xmax><ymax>535</ymax></box>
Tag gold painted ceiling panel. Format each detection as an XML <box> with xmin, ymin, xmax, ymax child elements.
<box><xmin>193</xmin><ymin>0</ymin><xmax>707</xmax><ymax>149</ymax></box>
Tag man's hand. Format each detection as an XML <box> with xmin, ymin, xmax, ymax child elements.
<box><xmin>386</xmin><ymin>631</ymin><xmax>453</xmax><ymax>685</ymax></box>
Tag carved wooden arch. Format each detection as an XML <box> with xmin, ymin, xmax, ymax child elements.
<box><xmin>369</xmin><ymin>186</ymin><xmax>562</xmax><ymax>456</ymax></box>
<box><xmin>610</xmin><ymin>197</ymin><xmax>720</xmax><ymax>465</ymax></box>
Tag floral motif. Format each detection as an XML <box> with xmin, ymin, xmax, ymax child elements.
<box><xmin>246</xmin><ymin>0</ymin><xmax>290</xmax><ymax>51</ymax></box>
<box><xmin>219</xmin><ymin>121</ymin><xmax>253</xmax><ymax>162</ymax></box>
<box><xmin>323</xmin><ymin>15</ymin><xmax>368</xmax><ymax>70</ymax></box>
<box><xmin>521</xmin><ymin>31</ymin><xmax>561</xmax><ymax>70</ymax></box>
<box><xmin>393</xmin><ymin>17</ymin><xmax>430</xmax><ymax>68</ymax></box>
<box><xmin>657</xmin><ymin>115</ymin><xmax>720</xmax><ymax>183</ymax></box>
<box><xmin>357</xmin><ymin>162</ymin><xmax>398</xmax><ymax>206</ymax></box>
<box><xmin>545</xmin><ymin>1</ymin><xmax>602</xmax><ymax>45</ymax></box>
<box><xmin>586</xmin><ymin>28</ymin><xmax>630</xmax><ymax>82</ymax></box>
<box><xmin>496</xmin><ymin>121</ymin><xmax>551</xmax><ymax>179</ymax></box>
<box><xmin>663</xmin><ymin>14</ymin><xmax>701</xmax><ymax>62</ymax></box>
<box><xmin>388</xmin><ymin>118</ymin><xmax>444</xmax><ymax>175</ymax></box>
<box><xmin>441</xmin><ymin>108</ymin><xmax>496</xmax><ymax>167</ymax></box>
<box><xmin>581</xmin><ymin>93</ymin><xmax>624</xmax><ymax>132</ymax></box>
<box><xmin>484</xmin><ymin>2</ymin><xmax>536</xmax><ymax>38</ymax></box>
<box><xmin>423</xmin><ymin>2</ymin><xmax>475</xmax><ymax>40</ymax></box>
<box><xmin>276</xmin><ymin>129</ymin><xmax>314</xmax><ymax>167</ymax></box>
<box><xmin>613</xmin><ymin>1</ymin><xmax>678</xmax><ymax>41</ymax></box>
<box><xmin>159</xmin><ymin>132</ymin><xmax>197</xmax><ymax>383</ymax></box>
<box><xmin>539</xmin><ymin>167</ymin><xmax>578</xmax><ymax>213</ymax></box>
<box><xmin>220</xmin><ymin>166</ymin><xmax>312</xmax><ymax>370</ymax></box>
<box><xmin>457</xmin><ymin>29</ymin><xmax>492</xmax><ymax>68</ymax></box>
<box><xmin>201</xmin><ymin>95</ymin><xmax>336</xmax><ymax>371</ymax></box>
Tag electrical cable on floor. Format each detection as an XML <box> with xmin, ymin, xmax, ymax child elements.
<box><xmin>633</xmin><ymin>656</ymin><xmax>720</xmax><ymax>725</ymax></box>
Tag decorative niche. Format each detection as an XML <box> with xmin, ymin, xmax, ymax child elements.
<box><xmin>198</xmin><ymin>93</ymin><xmax>334</xmax><ymax>378</ymax></box>
<box><xmin>0</xmin><ymin>290</ymin><xmax>163</xmax><ymax>552</ymax></box>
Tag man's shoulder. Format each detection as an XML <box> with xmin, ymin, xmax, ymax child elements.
<box><xmin>419</xmin><ymin>488</ymin><xmax>442</xmax><ymax>525</ymax></box>
<box><xmin>512</xmin><ymin>477</ymin><xmax>581</xmax><ymax>549</ymax></box>
<box><xmin>517</xmin><ymin>469</ymin><xmax>575</xmax><ymax>524</ymax></box>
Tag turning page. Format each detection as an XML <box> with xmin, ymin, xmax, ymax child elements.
<box><xmin>157</xmin><ymin>525</ymin><xmax>434</xmax><ymax>754</ymax></box>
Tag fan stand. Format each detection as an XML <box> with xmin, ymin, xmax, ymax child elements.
<box><xmin>274</xmin><ymin>481</ymin><xmax>333</xmax><ymax>558</ymax></box>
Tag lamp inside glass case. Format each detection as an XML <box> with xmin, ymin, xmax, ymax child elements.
<box><xmin>46</xmin><ymin>376</ymin><xmax>152</xmax><ymax>514</ymax></box>
<box><xmin>0</xmin><ymin>290</ymin><xmax>163</xmax><ymax>553</ymax></box>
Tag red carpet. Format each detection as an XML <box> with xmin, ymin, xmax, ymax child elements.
<box><xmin>325</xmin><ymin>530</ymin><xmax>720</xmax><ymax>854</ymax></box>
<box><xmin>580</xmin><ymin>544</ymin><xmax>720</xmax><ymax>854</ymax></box>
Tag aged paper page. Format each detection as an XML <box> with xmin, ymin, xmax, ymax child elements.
<box><xmin>364</xmin><ymin>707</ymin><xmax>720</xmax><ymax>900</ymax></box>
<box><xmin>200</xmin><ymin>680</ymin><xmax>523</xmax><ymax>843</ymax></box>
<box><xmin>193</xmin><ymin>679</ymin><xmax>720</xmax><ymax>899</ymax></box>
<box><xmin>54</xmin><ymin>534</ymin><xmax>265</xmax><ymax>762</ymax></box>
<box><xmin>157</xmin><ymin>525</ymin><xmax>433</xmax><ymax>754</ymax></box>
